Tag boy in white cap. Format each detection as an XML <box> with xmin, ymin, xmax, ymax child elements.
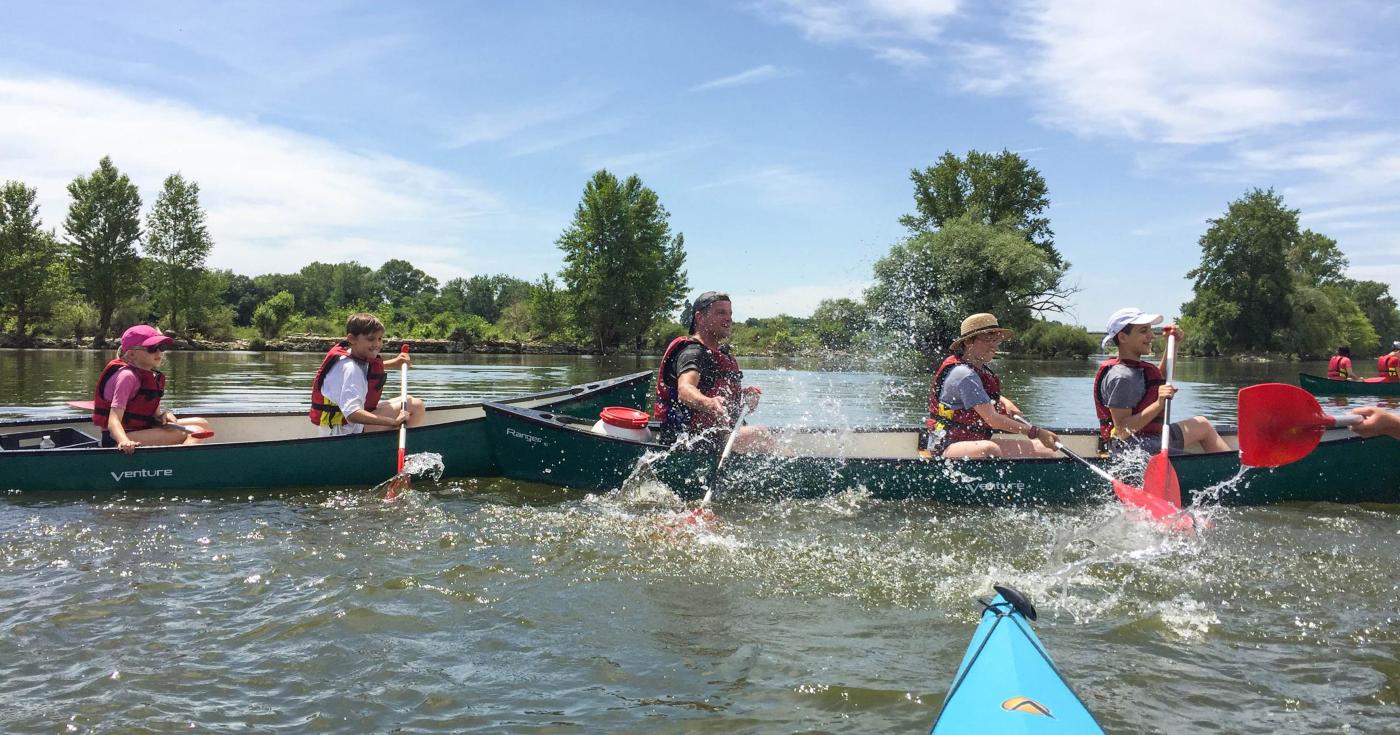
<box><xmin>1093</xmin><ymin>308</ymin><xmax>1229</xmax><ymax>457</ymax></box>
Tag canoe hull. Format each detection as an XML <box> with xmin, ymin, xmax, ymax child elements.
<box><xmin>483</xmin><ymin>402</ymin><xmax>1400</xmax><ymax>505</ymax></box>
<box><xmin>1299</xmin><ymin>372</ymin><xmax>1400</xmax><ymax>397</ymax></box>
<box><xmin>0</xmin><ymin>371</ymin><xmax>651</xmax><ymax>493</ymax></box>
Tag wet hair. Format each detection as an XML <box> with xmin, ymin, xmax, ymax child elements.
<box><xmin>346</xmin><ymin>312</ymin><xmax>385</xmax><ymax>337</ymax></box>
<box><xmin>1337</xmin><ymin>345</ymin><xmax>1351</xmax><ymax>357</ymax></box>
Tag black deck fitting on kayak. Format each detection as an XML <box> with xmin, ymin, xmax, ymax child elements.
<box><xmin>993</xmin><ymin>584</ymin><xmax>1037</xmax><ymax>621</ymax></box>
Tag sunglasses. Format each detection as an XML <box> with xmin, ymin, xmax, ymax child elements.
<box><xmin>140</xmin><ymin>346</ymin><xmax>169</xmax><ymax>354</ymax></box>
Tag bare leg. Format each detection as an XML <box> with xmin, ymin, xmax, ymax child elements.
<box><xmin>732</xmin><ymin>425</ymin><xmax>774</xmax><ymax>453</ymax></box>
<box><xmin>1178</xmin><ymin>416</ymin><xmax>1230</xmax><ymax>453</ymax></box>
<box><xmin>362</xmin><ymin>396</ymin><xmax>425</xmax><ymax>432</ymax></box>
<box><xmin>991</xmin><ymin>436</ymin><xmax>1060</xmax><ymax>458</ymax></box>
<box><xmin>940</xmin><ymin>440</ymin><xmax>1003</xmax><ymax>459</ymax></box>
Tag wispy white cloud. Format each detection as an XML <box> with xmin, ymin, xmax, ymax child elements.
<box><xmin>0</xmin><ymin>75</ymin><xmax>506</xmax><ymax>280</ymax></box>
<box><xmin>691</xmin><ymin>64</ymin><xmax>791</xmax><ymax>92</ymax></box>
<box><xmin>442</xmin><ymin>91</ymin><xmax>613</xmax><ymax>148</ymax></box>
<box><xmin>758</xmin><ymin>0</ymin><xmax>958</xmax><ymax>43</ymax></box>
<box><xmin>964</xmin><ymin>0</ymin><xmax>1352</xmax><ymax>145</ymax></box>
<box><xmin>873</xmin><ymin>47</ymin><xmax>931</xmax><ymax>71</ymax></box>
<box><xmin>689</xmin><ymin>165</ymin><xmax>838</xmax><ymax>206</ymax></box>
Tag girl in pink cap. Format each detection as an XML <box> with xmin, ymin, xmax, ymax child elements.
<box><xmin>92</xmin><ymin>325</ymin><xmax>210</xmax><ymax>454</ymax></box>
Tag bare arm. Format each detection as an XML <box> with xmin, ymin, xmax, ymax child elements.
<box><xmin>677</xmin><ymin>371</ymin><xmax>725</xmax><ymax>416</ymax></box>
<box><xmin>107</xmin><ymin>408</ymin><xmax>139</xmax><ymax>454</ymax></box>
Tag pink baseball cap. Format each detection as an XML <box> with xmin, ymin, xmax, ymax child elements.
<box><xmin>120</xmin><ymin>325</ymin><xmax>174</xmax><ymax>353</ymax></box>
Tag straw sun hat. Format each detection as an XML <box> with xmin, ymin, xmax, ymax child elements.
<box><xmin>951</xmin><ymin>313</ymin><xmax>1014</xmax><ymax>350</ymax></box>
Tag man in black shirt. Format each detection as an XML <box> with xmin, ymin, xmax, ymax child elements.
<box><xmin>654</xmin><ymin>291</ymin><xmax>766</xmax><ymax>449</ymax></box>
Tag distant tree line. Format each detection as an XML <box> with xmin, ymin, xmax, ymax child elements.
<box><xmin>7</xmin><ymin>153</ymin><xmax>1386</xmax><ymax>361</ymax></box>
<box><xmin>0</xmin><ymin>160</ymin><xmax>688</xmax><ymax>351</ymax></box>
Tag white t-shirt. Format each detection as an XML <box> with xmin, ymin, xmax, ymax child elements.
<box><xmin>318</xmin><ymin>356</ymin><xmax>369</xmax><ymax>436</ymax></box>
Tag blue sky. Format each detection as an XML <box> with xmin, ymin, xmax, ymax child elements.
<box><xmin>2</xmin><ymin>1</ymin><xmax>1397</xmax><ymax>326</ymax></box>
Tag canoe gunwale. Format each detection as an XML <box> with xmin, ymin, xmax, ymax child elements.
<box><xmin>0</xmin><ymin>371</ymin><xmax>653</xmax><ymax>458</ymax></box>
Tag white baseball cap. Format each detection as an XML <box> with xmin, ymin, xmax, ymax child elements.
<box><xmin>1102</xmin><ymin>307</ymin><xmax>1163</xmax><ymax>349</ymax></box>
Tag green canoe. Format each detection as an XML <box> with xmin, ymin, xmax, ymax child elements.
<box><xmin>482</xmin><ymin>401</ymin><xmax>1400</xmax><ymax>505</ymax></box>
<box><xmin>1299</xmin><ymin>372</ymin><xmax>1400</xmax><ymax>397</ymax></box>
<box><xmin>0</xmin><ymin>371</ymin><xmax>651</xmax><ymax>494</ymax></box>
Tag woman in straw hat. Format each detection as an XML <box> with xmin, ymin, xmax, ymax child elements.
<box><xmin>926</xmin><ymin>313</ymin><xmax>1059</xmax><ymax>459</ymax></box>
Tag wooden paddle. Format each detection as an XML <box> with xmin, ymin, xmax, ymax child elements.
<box><xmin>1238</xmin><ymin>383</ymin><xmax>1362</xmax><ymax>467</ymax></box>
<box><xmin>1013</xmin><ymin>415</ymin><xmax>1193</xmax><ymax>530</ymax></box>
<box><xmin>384</xmin><ymin>344</ymin><xmax>412</xmax><ymax>501</ymax></box>
<box><xmin>67</xmin><ymin>400</ymin><xmax>214</xmax><ymax>439</ymax></box>
<box><xmin>1142</xmin><ymin>331</ymin><xmax>1184</xmax><ymax>508</ymax></box>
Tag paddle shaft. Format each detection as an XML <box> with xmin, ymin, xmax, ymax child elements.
<box><xmin>1160</xmin><ymin>332</ymin><xmax>1176</xmax><ymax>448</ymax></box>
<box><xmin>1011</xmin><ymin>415</ymin><xmax>1115</xmax><ymax>483</ymax></box>
<box><xmin>397</xmin><ymin>345</ymin><xmax>409</xmax><ymax>474</ymax></box>
<box><xmin>699</xmin><ymin>400</ymin><xmax>751</xmax><ymax>506</ymax></box>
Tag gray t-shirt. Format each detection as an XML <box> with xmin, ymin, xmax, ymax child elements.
<box><xmin>1099</xmin><ymin>363</ymin><xmax>1147</xmax><ymax>409</ymax></box>
<box><xmin>938</xmin><ymin>365</ymin><xmax>993</xmax><ymax>410</ymax></box>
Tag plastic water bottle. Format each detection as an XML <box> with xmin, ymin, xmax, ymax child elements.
<box><xmin>39</xmin><ymin>435</ymin><xmax>55</xmax><ymax>450</ymax></box>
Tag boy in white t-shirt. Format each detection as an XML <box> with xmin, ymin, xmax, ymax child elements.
<box><xmin>309</xmin><ymin>313</ymin><xmax>424</xmax><ymax>436</ymax></box>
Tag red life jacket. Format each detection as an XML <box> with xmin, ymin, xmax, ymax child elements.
<box><xmin>309</xmin><ymin>342</ymin><xmax>387</xmax><ymax>427</ymax></box>
<box><xmin>92</xmin><ymin>359</ymin><xmax>166</xmax><ymax>432</ymax></box>
<box><xmin>1378</xmin><ymin>353</ymin><xmax>1399</xmax><ymax>382</ymax></box>
<box><xmin>927</xmin><ymin>354</ymin><xmax>1005</xmax><ymax>448</ymax></box>
<box><xmin>1092</xmin><ymin>357</ymin><xmax>1165</xmax><ymax>443</ymax></box>
<box><xmin>1327</xmin><ymin>355</ymin><xmax>1350</xmax><ymax>380</ymax></box>
<box><xmin>653</xmin><ymin>335</ymin><xmax>743</xmax><ymax>434</ymax></box>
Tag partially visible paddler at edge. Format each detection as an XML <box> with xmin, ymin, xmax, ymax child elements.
<box><xmin>926</xmin><ymin>313</ymin><xmax>1059</xmax><ymax>459</ymax></box>
<box><xmin>310</xmin><ymin>312</ymin><xmax>424</xmax><ymax>436</ymax></box>
<box><xmin>653</xmin><ymin>291</ymin><xmax>767</xmax><ymax>452</ymax></box>
<box><xmin>93</xmin><ymin>324</ymin><xmax>211</xmax><ymax>454</ymax></box>
<box><xmin>1095</xmin><ymin>307</ymin><xmax>1229</xmax><ymax>458</ymax></box>
<box><xmin>1366</xmin><ymin>341</ymin><xmax>1400</xmax><ymax>383</ymax></box>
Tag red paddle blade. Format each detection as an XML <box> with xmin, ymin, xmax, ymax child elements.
<box><xmin>384</xmin><ymin>472</ymin><xmax>411</xmax><ymax>501</ymax></box>
<box><xmin>1143</xmin><ymin>451</ymin><xmax>1183</xmax><ymax>508</ymax></box>
<box><xmin>1113</xmin><ymin>479</ymin><xmax>1194</xmax><ymax>531</ymax></box>
<box><xmin>189</xmin><ymin>430</ymin><xmax>215</xmax><ymax>439</ymax></box>
<box><xmin>1238</xmin><ymin>383</ymin><xmax>1334</xmax><ymax>467</ymax></box>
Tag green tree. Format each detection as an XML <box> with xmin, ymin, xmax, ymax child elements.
<box><xmin>252</xmin><ymin>290</ymin><xmax>295</xmax><ymax>338</ymax></box>
<box><xmin>63</xmin><ymin>156</ymin><xmax>143</xmax><ymax>344</ymax></box>
<box><xmin>1348</xmin><ymin>280</ymin><xmax>1400</xmax><ymax>344</ymax></box>
<box><xmin>1180</xmin><ymin>188</ymin><xmax>1378</xmax><ymax>356</ymax></box>
<box><xmin>557</xmin><ymin>170</ymin><xmax>688</xmax><ymax>351</ymax></box>
<box><xmin>900</xmin><ymin>149</ymin><xmax>1060</xmax><ymax>265</ymax></box>
<box><xmin>866</xmin><ymin>215</ymin><xmax>1072</xmax><ymax>356</ymax></box>
<box><xmin>456</xmin><ymin>274</ymin><xmax>532</xmax><ymax>322</ymax></box>
<box><xmin>219</xmin><ymin>271</ymin><xmax>266</xmax><ymax>326</ymax></box>
<box><xmin>376</xmin><ymin>258</ymin><xmax>438</xmax><ymax>306</ymax></box>
<box><xmin>0</xmin><ymin>181</ymin><xmax>67</xmax><ymax>338</ymax></box>
<box><xmin>1181</xmin><ymin>189</ymin><xmax>1298</xmax><ymax>352</ymax></box>
<box><xmin>810</xmin><ymin>297</ymin><xmax>869</xmax><ymax>350</ymax></box>
<box><xmin>144</xmin><ymin>173</ymin><xmax>214</xmax><ymax>332</ymax></box>
<box><xmin>528</xmin><ymin>273</ymin><xmax>569</xmax><ymax>338</ymax></box>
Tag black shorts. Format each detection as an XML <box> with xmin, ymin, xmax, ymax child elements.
<box><xmin>1109</xmin><ymin>423</ymin><xmax>1186</xmax><ymax>457</ymax></box>
<box><xmin>99</xmin><ymin>431</ymin><xmax>117</xmax><ymax>448</ymax></box>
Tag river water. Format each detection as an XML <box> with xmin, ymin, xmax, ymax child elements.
<box><xmin>1</xmin><ymin>350</ymin><xmax>1396</xmax><ymax>733</ymax></box>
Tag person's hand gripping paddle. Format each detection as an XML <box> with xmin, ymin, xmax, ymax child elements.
<box><xmin>384</xmin><ymin>344</ymin><xmax>412</xmax><ymax>501</ymax></box>
<box><xmin>1142</xmin><ymin>328</ymin><xmax>1184</xmax><ymax>510</ymax></box>
<box><xmin>1238</xmin><ymin>383</ymin><xmax>1362</xmax><ymax>467</ymax></box>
